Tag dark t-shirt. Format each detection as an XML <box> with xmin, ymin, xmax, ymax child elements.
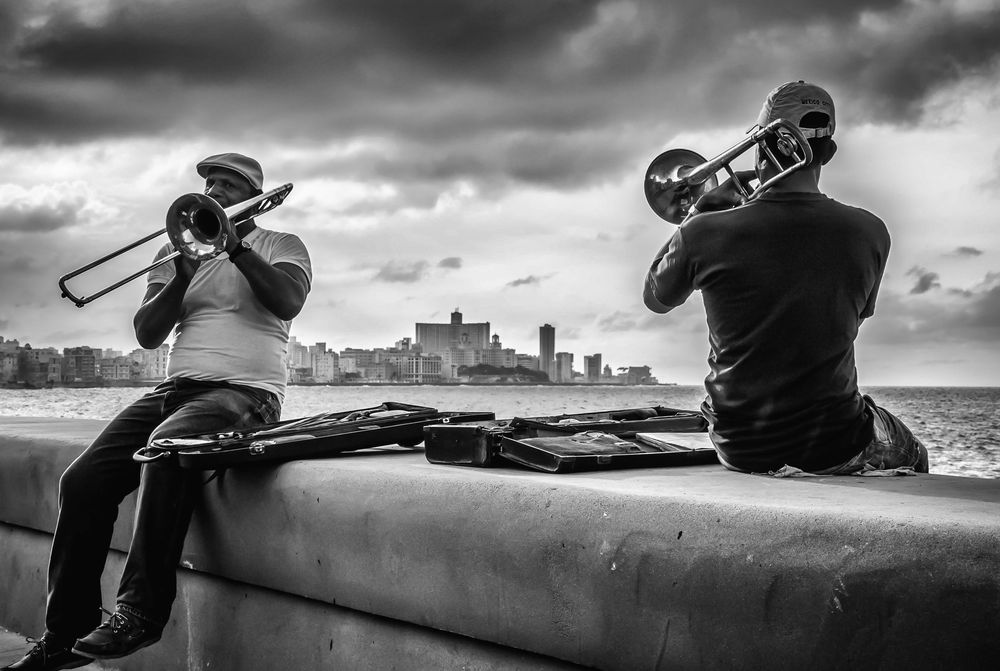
<box><xmin>645</xmin><ymin>192</ymin><xmax>889</xmax><ymax>472</ymax></box>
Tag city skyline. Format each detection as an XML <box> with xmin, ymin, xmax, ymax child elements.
<box><xmin>0</xmin><ymin>306</ymin><xmax>642</xmax><ymax>382</ymax></box>
<box><xmin>1</xmin><ymin>3</ymin><xmax>999</xmax><ymax>386</ymax></box>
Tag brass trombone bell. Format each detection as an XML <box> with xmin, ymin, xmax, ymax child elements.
<box><xmin>644</xmin><ymin>119</ymin><xmax>813</xmax><ymax>224</ymax></box>
<box><xmin>58</xmin><ymin>183</ymin><xmax>293</xmax><ymax>307</ymax></box>
<box><xmin>644</xmin><ymin>149</ymin><xmax>719</xmax><ymax>224</ymax></box>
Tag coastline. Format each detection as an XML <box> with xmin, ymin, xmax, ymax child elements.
<box><xmin>3</xmin><ymin>380</ymin><xmax>680</xmax><ymax>389</ymax></box>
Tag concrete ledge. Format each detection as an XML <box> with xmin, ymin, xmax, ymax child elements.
<box><xmin>2</xmin><ymin>416</ymin><xmax>999</xmax><ymax>670</ymax></box>
<box><xmin>0</xmin><ymin>526</ymin><xmax>583</xmax><ymax>671</ymax></box>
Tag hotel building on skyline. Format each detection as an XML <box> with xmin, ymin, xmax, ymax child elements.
<box><xmin>415</xmin><ymin>308</ymin><xmax>490</xmax><ymax>352</ymax></box>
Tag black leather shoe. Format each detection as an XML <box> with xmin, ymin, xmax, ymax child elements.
<box><xmin>70</xmin><ymin>608</ymin><xmax>161</xmax><ymax>660</ymax></box>
<box><xmin>1</xmin><ymin>634</ymin><xmax>91</xmax><ymax>670</ymax></box>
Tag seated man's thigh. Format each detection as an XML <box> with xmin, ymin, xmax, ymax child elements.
<box><xmin>150</xmin><ymin>387</ymin><xmax>275</xmax><ymax>442</ymax></box>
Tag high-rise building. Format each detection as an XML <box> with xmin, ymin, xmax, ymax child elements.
<box><xmin>584</xmin><ymin>353</ymin><xmax>603</xmax><ymax>382</ymax></box>
<box><xmin>555</xmin><ymin>352</ymin><xmax>573</xmax><ymax>383</ymax></box>
<box><xmin>416</xmin><ymin>308</ymin><xmax>490</xmax><ymax>353</ymax></box>
<box><xmin>538</xmin><ymin>324</ymin><xmax>555</xmax><ymax>381</ymax></box>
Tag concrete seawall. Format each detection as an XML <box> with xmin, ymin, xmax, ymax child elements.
<box><xmin>1</xmin><ymin>416</ymin><xmax>998</xmax><ymax>670</ymax></box>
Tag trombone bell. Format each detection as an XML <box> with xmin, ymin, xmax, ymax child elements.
<box><xmin>644</xmin><ymin>149</ymin><xmax>719</xmax><ymax>224</ymax></box>
<box><xmin>166</xmin><ymin>193</ymin><xmax>231</xmax><ymax>262</ymax></box>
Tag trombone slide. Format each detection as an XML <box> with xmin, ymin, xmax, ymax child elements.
<box><xmin>58</xmin><ymin>183</ymin><xmax>293</xmax><ymax>308</ymax></box>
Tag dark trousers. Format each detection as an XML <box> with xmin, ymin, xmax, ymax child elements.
<box><xmin>44</xmin><ymin>378</ymin><xmax>280</xmax><ymax>642</ymax></box>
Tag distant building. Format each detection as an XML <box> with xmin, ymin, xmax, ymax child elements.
<box><xmin>62</xmin><ymin>347</ymin><xmax>99</xmax><ymax>385</ymax></box>
<box><xmin>555</xmin><ymin>352</ymin><xmax>573</xmax><ymax>383</ymax></box>
<box><xmin>437</xmin><ymin>336</ymin><xmax>517</xmax><ymax>379</ymax></box>
<box><xmin>517</xmin><ymin>354</ymin><xmax>539</xmax><ymax>371</ymax></box>
<box><xmin>338</xmin><ymin>347</ymin><xmax>376</xmax><ymax>378</ymax></box>
<box><xmin>1</xmin><ymin>351</ymin><xmax>16</xmax><ymax>382</ymax></box>
<box><xmin>383</xmin><ymin>351</ymin><xmax>443</xmax><ymax>383</ymax></box>
<box><xmin>416</xmin><ymin>308</ymin><xmax>490</xmax><ymax>353</ymax></box>
<box><xmin>539</xmin><ymin>324</ymin><xmax>555</xmax><ymax>381</ymax></box>
<box><xmin>625</xmin><ymin>366</ymin><xmax>656</xmax><ymax>385</ymax></box>
<box><xmin>483</xmin><ymin>334</ymin><xmax>517</xmax><ymax>368</ymax></box>
<box><xmin>18</xmin><ymin>346</ymin><xmax>61</xmax><ymax>386</ymax></box>
<box><xmin>100</xmin><ymin>356</ymin><xmax>136</xmax><ymax>381</ymax></box>
<box><xmin>287</xmin><ymin>336</ymin><xmax>311</xmax><ymax>368</ymax></box>
<box><xmin>130</xmin><ymin>344</ymin><xmax>169</xmax><ymax>380</ymax></box>
<box><xmin>584</xmin><ymin>353</ymin><xmax>602</xmax><ymax>382</ymax></box>
<box><xmin>312</xmin><ymin>350</ymin><xmax>341</xmax><ymax>383</ymax></box>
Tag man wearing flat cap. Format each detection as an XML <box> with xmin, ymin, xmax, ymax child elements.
<box><xmin>643</xmin><ymin>81</ymin><xmax>927</xmax><ymax>477</ymax></box>
<box><xmin>6</xmin><ymin>153</ymin><xmax>311</xmax><ymax>670</ymax></box>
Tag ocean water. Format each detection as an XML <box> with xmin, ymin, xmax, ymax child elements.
<box><xmin>1</xmin><ymin>384</ymin><xmax>997</xmax><ymax>479</ymax></box>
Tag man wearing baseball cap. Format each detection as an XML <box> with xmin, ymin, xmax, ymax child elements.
<box><xmin>6</xmin><ymin>153</ymin><xmax>312</xmax><ymax>670</ymax></box>
<box><xmin>643</xmin><ymin>81</ymin><xmax>927</xmax><ymax>476</ymax></box>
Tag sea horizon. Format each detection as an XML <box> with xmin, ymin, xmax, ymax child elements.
<box><xmin>2</xmin><ymin>384</ymin><xmax>997</xmax><ymax>479</ymax></box>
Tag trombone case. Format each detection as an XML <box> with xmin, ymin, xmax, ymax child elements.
<box><xmin>423</xmin><ymin>405</ymin><xmax>716</xmax><ymax>472</ymax></box>
<box><xmin>134</xmin><ymin>401</ymin><xmax>494</xmax><ymax>470</ymax></box>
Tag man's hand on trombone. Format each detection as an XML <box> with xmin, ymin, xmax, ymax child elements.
<box><xmin>690</xmin><ymin>170</ymin><xmax>757</xmax><ymax>216</ymax></box>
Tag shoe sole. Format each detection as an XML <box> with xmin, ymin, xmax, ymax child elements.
<box><xmin>71</xmin><ymin>635</ymin><xmax>161</xmax><ymax>660</ymax></box>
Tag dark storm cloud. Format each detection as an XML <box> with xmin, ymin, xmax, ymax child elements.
<box><xmin>951</xmin><ymin>246</ymin><xmax>984</xmax><ymax>257</ymax></box>
<box><xmin>14</xmin><ymin>3</ymin><xmax>276</xmax><ymax>81</ymax></box>
<box><xmin>907</xmin><ymin>266</ymin><xmax>941</xmax><ymax>294</ymax></box>
<box><xmin>373</xmin><ymin>259</ymin><xmax>429</xmax><ymax>283</ymax></box>
<box><xmin>864</xmin><ymin>272</ymin><xmax>1000</xmax><ymax>344</ymax></box>
<box><xmin>0</xmin><ymin>200</ymin><xmax>79</xmax><ymax>232</ymax></box>
<box><xmin>506</xmin><ymin>275</ymin><xmax>544</xmax><ymax>288</ymax></box>
<box><xmin>2</xmin><ymin>0</ymin><xmax>999</xmax><ymax>191</ymax></box>
<box><xmin>437</xmin><ymin>257</ymin><xmax>462</xmax><ymax>269</ymax></box>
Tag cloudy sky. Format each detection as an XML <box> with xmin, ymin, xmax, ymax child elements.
<box><xmin>1</xmin><ymin>0</ymin><xmax>999</xmax><ymax>386</ymax></box>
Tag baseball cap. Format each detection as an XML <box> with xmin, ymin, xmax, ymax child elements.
<box><xmin>754</xmin><ymin>80</ymin><xmax>835</xmax><ymax>139</ymax></box>
<box><xmin>196</xmin><ymin>152</ymin><xmax>264</xmax><ymax>190</ymax></box>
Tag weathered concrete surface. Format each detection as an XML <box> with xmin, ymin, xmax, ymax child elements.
<box><xmin>0</xmin><ymin>526</ymin><xmax>585</xmax><ymax>671</ymax></box>
<box><xmin>2</xmin><ymin>416</ymin><xmax>999</xmax><ymax>670</ymax></box>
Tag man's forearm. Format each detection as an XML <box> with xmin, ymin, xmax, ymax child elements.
<box><xmin>643</xmin><ymin>272</ymin><xmax>674</xmax><ymax>313</ymax></box>
<box><xmin>643</xmin><ymin>232</ymin><xmax>693</xmax><ymax>313</ymax></box>
<box><xmin>133</xmin><ymin>277</ymin><xmax>190</xmax><ymax>348</ymax></box>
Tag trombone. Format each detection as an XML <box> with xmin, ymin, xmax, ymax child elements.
<box><xmin>58</xmin><ymin>183</ymin><xmax>293</xmax><ymax>307</ymax></box>
<box><xmin>643</xmin><ymin>119</ymin><xmax>812</xmax><ymax>223</ymax></box>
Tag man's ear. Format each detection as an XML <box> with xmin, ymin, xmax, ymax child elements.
<box><xmin>821</xmin><ymin>139</ymin><xmax>838</xmax><ymax>165</ymax></box>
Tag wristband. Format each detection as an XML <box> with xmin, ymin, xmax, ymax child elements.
<box><xmin>228</xmin><ymin>239</ymin><xmax>252</xmax><ymax>262</ymax></box>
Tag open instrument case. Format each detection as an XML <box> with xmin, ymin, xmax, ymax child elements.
<box><xmin>134</xmin><ymin>401</ymin><xmax>494</xmax><ymax>469</ymax></box>
<box><xmin>423</xmin><ymin>406</ymin><xmax>718</xmax><ymax>473</ymax></box>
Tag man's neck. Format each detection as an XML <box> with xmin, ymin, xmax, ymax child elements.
<box><xmin>764</xmin><ymin>165</ymin><xmax>822</xmax><ymax>194</ymax></box>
